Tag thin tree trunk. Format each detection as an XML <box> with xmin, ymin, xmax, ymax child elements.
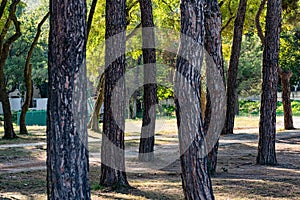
<box><xmin>278</xmin><ymin>68</ymin><xmax>294</xmax><ymax>129</ymax></box>
<box><xmin>138</xmin><ymin>0</ymin><xmax>157</xmax><ymax>162</ymax></box>
<box><xmin>20</xmin><ymin>12</ymin><xmax>49</xmax><ymax>135</ymax></box>
<box><xmin>87</xmin><ymin>0</ymin><xmax>98</xmax><ymax>40</ymax></box>
<box><xmin>100</xmin><ymin>0</ymin><xmax>129</xmax><ymax>187</ymax></box>
<box><xmin>87</xmin><ymin>73</ymin><xmax>104</xmax><ymax>131</ymax></box>
<box><xmin>222</xmin><ymin>0</ymin><xmax>247</xmax><ymax>135</ymax></box>
<box><xmin>257</xmin><ymin>0</ymin><xmax>282</xmax><ymax>166</ymax></box>
<box><xmin>0</xmin><ymin>0</ymin><xmax>21</xmax><ymax>139</ymax></box>
<box><xmin>174</xmin><ymin>0</ymin><xmax>214</xmax><ymax>199</ymax></box>
<box><xmin>0</xmin><ymin>0</ymin><xmax>8</xmax><ymax>20</ymax></box>
<box><xmin>255</xmin><ymin>0</ymin><xmax>267</xmax><ymax>46</ymax></box>
<box><xmin>47</xmin><ymin>0</ymin><xmax>90</xmax><ymax>198</ymax></box>
<box><xmin>203</xmin><ymin>0</ymin><xmax>225</xmax><ymax>175</ymax></box>
<box><xmin>19</xmin><ymin>64</ymin><xmax>32</xmax><ymax>135</ymax></box>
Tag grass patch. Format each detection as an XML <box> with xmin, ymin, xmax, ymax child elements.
<box><xmin>234</xmin><ymin>116</ymin><xmax>259</xmax><ymax>128</ymax></box>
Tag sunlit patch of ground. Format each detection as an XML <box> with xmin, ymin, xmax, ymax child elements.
<box><xmin>0</xmin><ymin>117</ymin><xmax>300</xmax><ymax>199</ymax></box>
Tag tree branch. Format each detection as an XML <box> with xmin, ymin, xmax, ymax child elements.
<box><xmin>0</xmin><ymin>0</ymin><xmax>21</xmax><ymax>69</ymax></box>
<box><xmin>126</xmin><ymin>22</ymin><xmax>141</xmax><ymax>41</ymax></box>
<box><xmin>0</xmin><ymin>0</ymin><xmax>8</xmax><ymax>20</ymax></box>
<box><xmin>255</xmin><ymin>0</ymin><xmax>267</xmax><ymax>46</ymax></box>
<box><xmin>221</xmin><ymin>0</ymin><xmax>235</xmax><ymax>31</ymax></box>
<box><xmin>87</xmin><ymin>0</ymin><xmax>98</xmax><ymax>40</ymax></box>
<box><xmin>24</xmin><ymin>11</ymin><xmax>49</xmax><ymax>76</ymax></box>
<box><xmin>219</xmin><ymin>0</ymin><xmax>225</xmax><ymax>8</ymax></box>
<box><xmin>161</xmin><ymin>0</ymin><xmax>175</xmax><ymax>13</ymax></box>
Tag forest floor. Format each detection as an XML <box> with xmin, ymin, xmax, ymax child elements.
<box><xmin>0</xmin><ymin>116</ymin><xmax>300</xmax><ymax>200</ymax></box>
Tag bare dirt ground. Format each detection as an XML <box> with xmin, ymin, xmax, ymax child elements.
<box><xmin>0</xmin><ymin>116</ymin><xmax>300</xmax><ymax>200</ymax></box>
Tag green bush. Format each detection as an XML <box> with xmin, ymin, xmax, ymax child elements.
<box><xmin>238</xmin><ymin>100</ymin><xmax>300</xmax><ymax>116</ymax></box>
<box><xmin>157</xmin><ymin>105</ymin><xmax>175</xmax><ymax>117</ymax></box>
<box><xmin>239</xmin><ymin>100</ymin><xmax>260</xmax><ymax>115</ymax></box>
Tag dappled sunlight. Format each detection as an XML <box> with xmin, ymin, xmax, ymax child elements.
<box><xmin>0</xmin><ymin>192</ymin><xmax>46</xmax><ymax>200</ymax></box>
<box><xmin>1</xmin><ymin>119</ymin><xmax>300</xmax><ymax>198</ymax></box>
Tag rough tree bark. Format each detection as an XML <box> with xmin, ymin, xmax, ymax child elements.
<box><xmin>87</xmin><ymin>22</ymin><xmax>142</xmax><ymax>132</ymax></box>
<box><xmin>19</xmin><ymin>12</ymin><xmax>49</xmax><ymax>135</ymax></box>
<box><xmin>100</xmin><ymin>0</ymin><xmax>129</xmax><ymax>187</ymax></box>
<box><xmin>0</xmin><ymin>0</ymin><xmax>21</xmax><ymax>139</ymax></box>
<box><xmin>222</xmin><ymin>0</ymin><xmax>247</xmax><ymax>135</ymax></box>
<box><xmin>47</xmin><ymin>0</ymin><xmax>90</xmax><ymax>198</ymax></box>
<box><xmin>203</xmin><ymin>0</ymin><xmax>225</xmax><ymax>175</ymax></box>
<box><xmin>278</xmin><ymin>68</ymin><xmax>294</xmax><ymax>130</ymax></box>
<box><xmin>138</xmin><ymin>0</ymin><xmax>157</xmax><ymax>162</ymax></box>
<box><xmin>174</xmin><ymin>0</ymin><xmax>214</xmax><ymax>199</ymax></box>
<box><xmin>257</xmin><ymin>0</ymin><xmax>282</xmax><ymax>165</ymax></box>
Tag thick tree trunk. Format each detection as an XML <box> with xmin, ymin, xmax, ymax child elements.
<box><xmin>0</xmin><ymin>0</ymin><xmax>21</xmax><ymax>139</ymax></box>
<box><xmin>47</xmin><ymin>0</ymin><xmax>90</xmax><ymax>198</ymax></box>
<box><xmin>203</xmin><ymin>0</ymin><xmax>225</xmax><ymax>175</ymax></box>
<box><xmin>88</xmin><ymin>73</ymin><xmax>104</xmax><ymax>132</ymax></box>
<box><xmin>278</xmin><ymin>68</ymin><xmax>294</xmax><ymax>129</ymax></box>
<box><xmin>174</xmin><ymin>0</ymin><xmax>214</xmax><ymax>199</ymax></box>
<box><xmin>100</xmin><ymin>0</ymin><xmax>129</xmax><ymax>187</ymax></box>
<box><xmin>257</xmin><ymin>0</ymin><xmax>282</xmax><ymax>166</ymax></box>
<box><xmin>138</xmin><ymin>0</ymin><xmax>157</xmax><ymax>162</ymax></box>
<box><xmin>222</xmin><ymin>0</ymin><xmax>247</xmax><ymax>135</ymax></box>
<box><xmin>0</xmin><ymin>92</ymin><xmax>16</xmax><ymax>139</ymax></box>
<box><xmin>20</xmin><ymin>12</ymin><xmax>49</xmax><ymax>135</ymax></box>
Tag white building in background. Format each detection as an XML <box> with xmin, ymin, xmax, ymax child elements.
<box><xmin>0</xmin><ymin>98</ymin><xmax>48</xmax><ymax>115</ymax></box>
<box><xmin>0</xmin><ymin>98</ymin><xmax>22</xmax><ymax>114</ymax></box>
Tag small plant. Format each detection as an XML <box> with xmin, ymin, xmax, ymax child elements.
<box><xmin>91</xmin><ymin>183</ymin><xmax>105</xmax><ymax>190</ymax></box>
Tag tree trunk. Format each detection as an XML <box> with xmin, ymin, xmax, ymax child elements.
<box><xmin>100</xmin><ymin>0</ymin><xmax>129</xmax><ymax>187</ymax></box>
<box><xmin>87</xmin><ymin>73</ymin><xmax>104</xmax><ymax>132</ymax></box>
<box><xmin>255</xmin><ymin>0</ymin><xmax>267</xmax><ymax>46</ymax></box>
<box><xmin>0</xmin><ymin>0</ymin><xmax>21</xmax><ymax>139</ymax></box>
<box><xmin>87</xmin><ymin>0</ymin><xmax>98</xmax><ymax>40</ymax></box>
<box><xmin>19</xmin><ymin>64</ymin><xmax>33</xmax><ymax>135</ymax></box>
<box><xmin>257</xmin><ymin>0</ymin><xmax>282</xmax><ymax>165</ymax></box>
<box><xmin>20</xmin><ymin>12</ymin><xmax>49</xmax><ymax>135</ymax></box>
<box><xmin>0</xmin><ymin>92</ymin><xmax>16</xmax><ymax>139</ymax></box>
<box><xmin>278</xmin><ymin>68</ymin><xmax>294</xmax><ymax>129</ymax></box>
<box><xmin>129</xmin><ymin>92</ymin><xmax>137</xmax><ymax>119</ymax></box>
<box><xmin>203</xmin><ymin>0</ymin><xmax>225</xmax><ymax>175</ymax></box>
<box><xmin>222</xmin><ymin>0</ymin><xmax>247</xmax><ymax>135</ymax></box>
<box><xmin>174</xmin><ymin>0</ymin><xmax>214</xmax><ymax>199</ymax></box>
<box><xmin>138</xmin><ymin>0</ymin><xmax>157</xmax><ymax>162</ymax></box>
<box><xmin>47</xmin><ymin>0</ymin><xmax>90</xmax><ymax>198</ymax></box>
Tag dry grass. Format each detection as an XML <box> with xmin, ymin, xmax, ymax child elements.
<box><xmin>1</xmin><ymin>118</ymin><xmax>300</xmax><ymax>199</ymax></box>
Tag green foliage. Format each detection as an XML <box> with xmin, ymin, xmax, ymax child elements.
<box><xmin>86</xmin><ymin>0</ymin><xmax>106</xmax><ymax>84</ymax></box>
<box><xmin>279</xmin><ymin>29</ymin><xmax>300</xmax><ymax>86</ymax></box>
<box><xmin>221</xmin><ymin>0</ymin><xmax>264</xmax><ymax>61</ymax></box>
<box><xmin>239</xmin><ymin>100</ymin><xmax>261</xmax><ymax>115</ymax></box>
<box><xmin>157</xmin><ymin>85</ymin><xmax>173</xmax><ymax>100</ymax></box>
<box><xmin>239</xmin><ymin>100</ymin><xmax>300</xmax><ymax>116</ymax></box>
<box><xmin>157</xmin><ymin>104</ymin><xmax>175</xmax><ymax>117</ymax></box>
<box><xmin>4</xmin><ymin>0</ymin><xmax>49</xmax><ymax>96</ymax></box>
<box><xmin>237</xmin><ymin>33</ymin><xmax>262</xmax><ymax>97</ymax></box>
